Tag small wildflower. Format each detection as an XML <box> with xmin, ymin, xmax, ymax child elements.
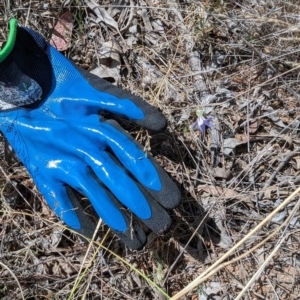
<box><xmin>191</xmin><ymin>109</ymin><xmax>213</xmax><ymax>132</ymax></box>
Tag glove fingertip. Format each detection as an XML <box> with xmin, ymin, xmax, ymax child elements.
<box><xmin>114</xmin><ymin>224</ymin><xmax>147</xmax><ymax>250</ymax></box>
<box><xmin>67</xmin><ymin>184</ymin><xmax>148</xmax><ymax>249</ymax></box>
<box><xmin>134</xmin><ymin>105</ymin><xmax>167</xmax><ymax>132</ymax></box>
<box><xmin>150</xmin><ymin>159</ymin><xmax>181</xmax><ymax>209</ymax></box>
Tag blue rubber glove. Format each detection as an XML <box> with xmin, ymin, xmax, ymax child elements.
<box><xmin>0</xmin><ymin>20</ymin><xmax>180</xmax><ymax>249</ymax></box>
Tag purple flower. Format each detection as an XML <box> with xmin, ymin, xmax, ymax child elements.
<box><xmin>191</xmin><ymin>110</ymin><xmax>213</xmax><ymax>132</ymax></box>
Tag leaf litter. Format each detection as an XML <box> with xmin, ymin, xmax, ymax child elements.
<box><xmin>0</xmin><ymin>0</ymin><xmax>300</xmax><ymax>299</ymax></box>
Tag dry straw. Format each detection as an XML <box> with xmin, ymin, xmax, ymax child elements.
<box><xmin>170</xmin><ymin>186</ymin><xmax>300</xmax><ymax>300</ymax></box>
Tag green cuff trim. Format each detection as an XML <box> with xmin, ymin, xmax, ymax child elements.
<box><xmin>0</xmin><ymin>19</ymin><xmax>17</xmax><ymax>63</ymax></box>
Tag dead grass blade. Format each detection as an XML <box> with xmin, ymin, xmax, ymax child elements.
<box><xmin>170</xmin><ymin>186</ymin><xmax>300</xmax><ymax>300</ymax></box>
<box><xmin>0</xmin><ymin>261</ymin><xmax>25</xmax><ymax>300</ymax></box>
<box><xmin>235</xmin><ymin>230</ymin><xmax>300</xmax><ymax>300</ymax></box>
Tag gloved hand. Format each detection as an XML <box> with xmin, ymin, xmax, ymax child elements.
<box><xmin>0</xmin><ymin>19</ymin><xmax>180</xmax><ymax>249</ymax></box>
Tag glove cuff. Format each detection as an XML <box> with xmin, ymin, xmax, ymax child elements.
<box><xmin>0</xmin><ymin>19</ymin><xmax>17</xmax><ymax>63</ymax></box>
<box><xmin>0</xmin><ymin>19</ymin><xmax>52</xmax><ymax>111</ymax></box>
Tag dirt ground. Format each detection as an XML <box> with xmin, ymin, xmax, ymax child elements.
<box><xmin>0</xmin><ymin>0</ymin><xmax>300</xmax><ymax>299</ymax></box>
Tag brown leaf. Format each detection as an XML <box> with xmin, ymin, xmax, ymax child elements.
<box><xmin>212</xmin><ymin>167</ymin><xmax>232</xmax><ymax>179</ymax></box>
<box><xmin>290</xmin><ymin>156</ymin><xmax>300</xmax><ymax>170</ymax></box>
<box><xmin>223</xmin><ymin>135</ymin><xmax>248</xmax><ymax>155</ymax></box>
<box><xmin>50</xmin><ymin>11</ymin><xmax>73</xmax><ymax>51</ymax></box>
<box><xmin>249</xmin><ymin>118</ymin><xmax>261</xmax><ymax>133</ymax></box>
<box><xmin>198</xmin><ymin>185</ymin><xmax>254</xmax><ymax>207</ymax></box>
<box><xmin>263</xmin><ymin>187</ymin><xmax>290</xmax><ymax>199</ymax></box>
<box><xmin>84</xmin><ymin>0</ymin><xmax>119</xmax><ymax>31</ymax></box>
<box><xmin>90</xmin><ymin>41</ymin><xmax>121</xmax><ymax>83</ymax></box>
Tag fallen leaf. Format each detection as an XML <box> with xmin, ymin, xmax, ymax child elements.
<box><xmin>85</xmin><ymin>0</ymin><xmax>119</xmax><ymax>31</ymax></box>
<box><xmin>90</xmin><ymin>41</ymin><xmax>121</xmax><ymax>83</ymax></box>
<box><xmin>50</xmin><ymin>11</ymin><xmax>73</xmax><ymax>51</ymax></box>
<box><xmin>263</xmin><ymin>106</ymin><xmax>287</xmax><ymax>128</ymax></box>
<box><xmin>198</xmin><ymin>185</ymin><xmax>254</xmax><ymax>207</ymax></box>
<box><xmin>212</xmin><ymin>167</ymin><xmax>231</xmax><ymax>179</ymax></box>
<box><xmin>263</xmin><ymin>187</ymin><xmax>290</xmax><ymax>199</ymax></box>
<box><xmin>223</xmin><ymin>136</ymin><xmax>248</xmax><ymax>155</ymax></box>
<box><xmin>178</xmin><ymin>109</ymin><xmax>191</xmax><ymax>125</ymax></box>
<box><xmin>138</xmin><ymin>8</ymin><xmax>153</xmax><ymax>32</ymax></box>
<box><xmin>290</xmin><ymin>156</ymin><xmax>300</xmax><ymax>170</ymax></box>
<box><xmin>271</xmin><ymin>208</ymin><xmax>287</xmax><ymax>223</ymax></box>
<box><xmin>249</xmin><ymin>118</ymin><xmax>261</xmax><ymax>133</ymax></box>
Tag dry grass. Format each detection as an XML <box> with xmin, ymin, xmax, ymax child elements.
<box><xmin>0</xmin><ymin>0</ymin><xmax>300</xmax><ymax>299</ymax></box>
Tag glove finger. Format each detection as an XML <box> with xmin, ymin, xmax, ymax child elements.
<box><xmin>96</xmin><ymin>120</ymin><xmax>181</xmax><ymax>209</ymax></box>
<box><xmin>74</xmin><ymin>65</ymin><xmax>167</xmax><ymax>132</ymax></box>
<box><xmin>111</xmin><ymin>215</ymin><xmax>147</xmax><ymax>250</ymax></box>
<box><xmin>129</xmin><ymin>182</ymin><xmax>173</xmax><ymax>235</ymax></box>
<box><xmin>85</xmin><ymin>150</ymin><xmax>173</xmax><ymax>234</ymax></box>
<box><xmin>36</xmin><ymin>177</ymin><xmax>93</xmax><ymax>233</ymax></box>
<box><xmin>63</xmin><ymin>168</ymin><xmax>149</xmax><ymax>249</ymax></box>
<box><xmin>38</xmin><ymin>174</ymin><xmax>147</xmax><ymax>249</ymax></box>
<box><xmin>35</xmin><ymin>161</ymin><xmax>127</xmax><ymax>233</ymax></box>
<box><xmin>84</xmin><ymin>151</ymin><xmax>151</xmax><ymax>220</ymax></box>
<box><xmin>63</xmin><ymin>169</ymin><xmax>128</xmax><ymax>233</ymax></box>
<box><xmin>62</xmin><ymin>164</ymin><xmax>170</xmax><ymax>237</ymax></box>
<box><xmin>86</xmin><ymin>153</ymin><xmax>151</xmax><ymax>219</ymax></box>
